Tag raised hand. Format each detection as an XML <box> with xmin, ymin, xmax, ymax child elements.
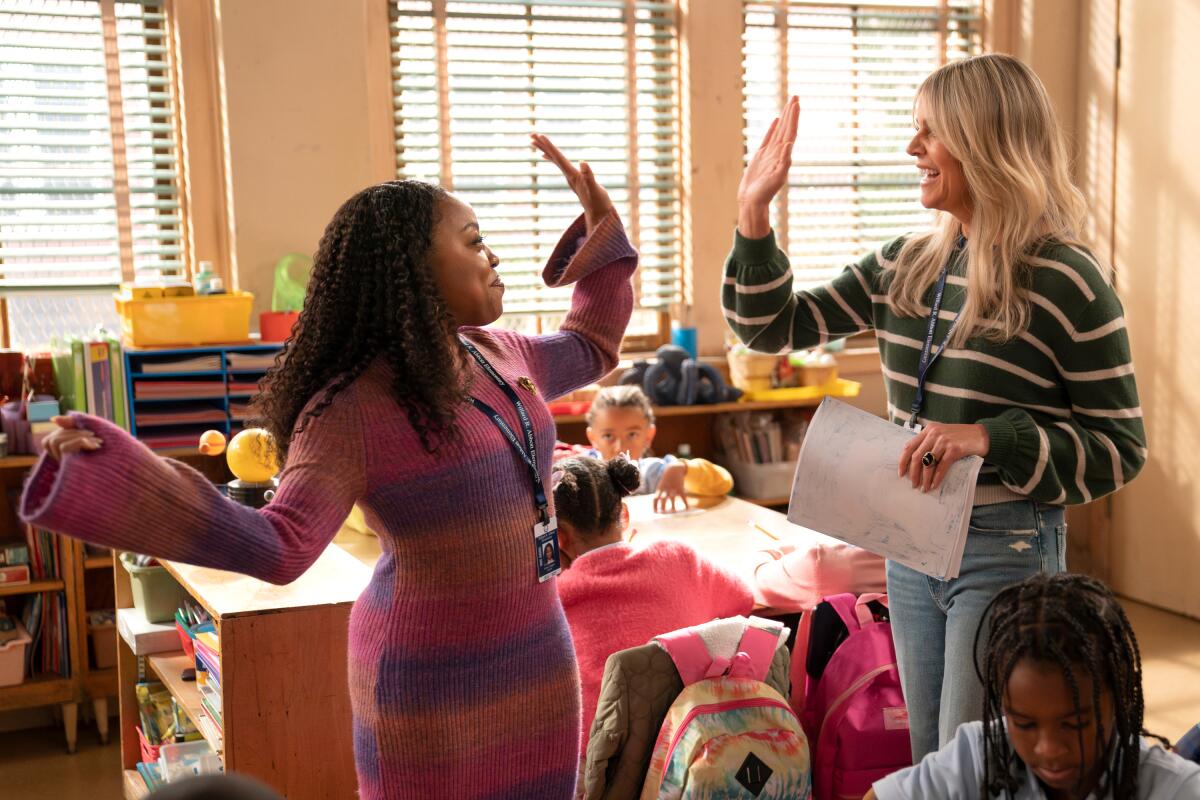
<box><xmin>737</xmin><ymin>96</ymin><xmax>799</xmax><ymax>238</ymax></box>
<box><xmin>530</xmin><ymin>133</ymin><xmax>615</xmax><ymax>235</ymax></box>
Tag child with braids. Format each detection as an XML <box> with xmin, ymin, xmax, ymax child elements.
<box><xmin>552</xmin><ymin>455</ymin><xmax>753</xmax><ymax>745</ymax></box>
<box><xmin>25</xmin><ymin>136</ymin><xmax>635</xmax><ymax>800</ymax></box>
<box><xmin>867</xmin><ymin>573</ymin><xmax>1200</xmax><ymax>799</ymax></box>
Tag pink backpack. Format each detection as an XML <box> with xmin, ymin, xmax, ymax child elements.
<box><xmin>794</xmin><ymin>594</ymin><xmax>911</xmax><ymax>800</ymax></box>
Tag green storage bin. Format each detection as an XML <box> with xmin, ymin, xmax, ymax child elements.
<box><xmin>120</xmin><ymin>553</ymin><xmax>189</xmax><ymax>624</ymax></box>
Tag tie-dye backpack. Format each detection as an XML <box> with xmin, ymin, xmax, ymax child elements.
<box><xmin>640</xmin><ymin>619</ymin><xmax>812</xmax><ymax>800</ymax></box>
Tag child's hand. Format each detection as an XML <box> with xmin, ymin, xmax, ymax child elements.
<box><xmin>654</xmin><ymin>462</ymin><xmax>690</xmax><ymax>514</ymax></box>
<box><xmin>42</xmin><ymin>416</ymin><xmax>102</xmax><ymax>462</ymax></box>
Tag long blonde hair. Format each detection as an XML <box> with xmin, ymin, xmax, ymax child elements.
<box><xmin>888</xmin><ymin>54</ymin><xmax>1088</xmax><ymax>345</ymax></box>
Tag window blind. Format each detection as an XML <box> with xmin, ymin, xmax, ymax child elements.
<box><xmin>0</xmin><ymin>0</ymin><xmax>184</xmax><ymax>296</ymax></box>
<box><xmin>391</xmin><ymin>0</ymin><xmax>681</xmax><ymax>314</ymax></box>
<box><xmin>743</xmin><ymin>1</ymin><xmax>980</xmax><ymax>287</ymax></box>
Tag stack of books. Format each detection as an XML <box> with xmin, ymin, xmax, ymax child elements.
<box><xmin>193</xmin><ymin>630</ymin><xmax>223</xmax><ymax>751</ymax></box>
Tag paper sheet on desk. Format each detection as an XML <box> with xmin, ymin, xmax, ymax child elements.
<box><xmin>787</xmin><ymin>398</ymin><xmax>982</xmax><ymax>580</ymax></box>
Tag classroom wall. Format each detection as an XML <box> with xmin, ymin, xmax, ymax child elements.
<box><xmin>1106</xmin><ymin>0</ymin><xmax>1200</xmax><ymax>619</ymax></box>
<box><xmin>189</xmin><ymin>0</ymin><xmax>394</xmax><ymax>317</ymax></box>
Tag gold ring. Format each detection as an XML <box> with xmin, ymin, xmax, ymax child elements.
<box><xmin>921</xmin><ymin>451</ymin><xmax>938</xmax><ymax>468</ymax></box>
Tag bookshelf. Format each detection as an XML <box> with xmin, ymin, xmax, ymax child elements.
<box><xmin>123</xmin><ymin>344</ymin><xmax>283</xmax><ymax>450</ymax></box>
<box><xmin>116</xmin><ymin>543</ymin><xmax>370</xmax><ymax>798</ymax></box>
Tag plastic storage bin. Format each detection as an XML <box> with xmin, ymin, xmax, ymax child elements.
<box><xmin>0</xmin><ymin>621</ymin><xmax>31</xmax><ymax>687</ymax></box>
<box><xmin>121</xmin><ymin>553</ymin><xmax>189</xmax><ymax>624</ymax></box>
<box><xmin>724</xmin><ymin>456</ymin><xmax>798</xmax><ymax>501</ymax></box>
<box><xmin>159</xmin><ymin>739</ymin><xmax>223</xmax><ymax>783</ymax></box>
<box><xmin>138</xmin><ymin>725</ymin><xmax>162</xmax><ymax>763</ymax></box>
<box><xmin>88</xmin><ymin>610</ymin><xmax>118</xmax><ymax>670</ymax></box>
<box><xmin>115</xmin><ymin>291</ymin><xmax>254</xmax><ymax>347</ymax></box>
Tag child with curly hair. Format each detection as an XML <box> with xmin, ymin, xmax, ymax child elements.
<box><xmin>26</xmin><ymin>136</ymin><xmax>635</xmax><ymax>800</ymax></box>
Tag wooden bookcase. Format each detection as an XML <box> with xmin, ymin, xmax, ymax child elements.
<box><xmin>116</xmin><ymin>544</ymin><xmax>370</xmax><ymax>799</ymax></box>
<box><xmin>0</xmin><ymin>456</ymin><xmax>117</xmax><ymax>753</ymax></box>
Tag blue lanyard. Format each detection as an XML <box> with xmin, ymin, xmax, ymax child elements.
<box><xmin>460</xmin><ymin>337</ymin><xmax>549</xmax><ymax>522</ymax></box>
<box><xmin>908</xmin><ymin>242</ymin><xmax>964</xmax><ymax>427</ymax></box>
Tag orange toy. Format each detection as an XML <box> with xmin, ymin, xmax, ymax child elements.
<box><xmin>198</xmin><ymin>429</ymin><xmax>227</xmax><ymax>456</ymax></box>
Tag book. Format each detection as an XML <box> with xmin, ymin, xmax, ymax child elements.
<box><xmin>0</xmin><ymin>564</ymin><xmax>30</xmax><ymax>586</ymax></box>
<box><xmin>137</xmin><ymin>760</ymin><xmax>164</xmax><ymax>792</ymax></box>
<box><xmin>0</xmin><ymin>542</ymin><xmax>29</xmax><ymax>566</ymax></box>
<box><xmin>195</xmin><ymin>713</ymin><xmax>224</xmax><ymax>752</ymax></box>
<box><xmin>51</xmin><ymin>336</ymin><xmax>87</xmax><ymax>413</ymax></box>
<box><xmin>105</xmin><ymin>333</ymin><xmax>127</xmax><ymax>429</ymax></box>
<box><xmin>83</xmin><ymin>340</ymin><xmax>114</xmax><ymax>421</ymax></box>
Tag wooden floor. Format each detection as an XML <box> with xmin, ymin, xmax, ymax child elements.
<box><xmin>2</xmin><ymin>598</ymin><xmax>1197</xmax><ymax>797</ymax></box>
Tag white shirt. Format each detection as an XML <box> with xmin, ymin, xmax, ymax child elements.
<box><xmin>874</xmin><ymin>721</ymin><xmax>1200</xmax><ymax>800</ymax></box>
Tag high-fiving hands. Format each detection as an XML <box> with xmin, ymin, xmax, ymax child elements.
<box><xmin>737</xmin><ymin>95</ymin><xmax>799</xmax><ymax>239</ymax></box>
<box><xmin>531</xmin><ymin>134</ymin><xmax>615</xmax><ymax>236</ymax></box>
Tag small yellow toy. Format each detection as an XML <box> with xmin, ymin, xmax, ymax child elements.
<box><xmin>198</xmin><ymin>430</ymin><xmax>226</xmax><ymax>457</ymax></box>
<box><xmin>225</xmin><ymin>428</ymin><xmax>279</xmax><ymax>484</ymax></box>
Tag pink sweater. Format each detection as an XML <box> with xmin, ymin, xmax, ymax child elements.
<box><xmin>557</xmin><ymin>540</ymin><xmax>754</xmax><ymax>748</ymax></box>
<box><xmin>21</xmin><ymin>213</ymin><xmax>636</xmax><ymax>800</ymax></box>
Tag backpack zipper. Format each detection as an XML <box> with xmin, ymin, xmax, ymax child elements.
<box><xmin>819</xmin><ymin>663</ymin><xmax>897</xmax><ymax>734</ymax></box>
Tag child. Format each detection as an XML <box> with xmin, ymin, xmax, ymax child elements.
<box><xmin>553</xmin><ymin>455</ymin><xmax>754</xmax><ymax>747</ymax></box>
<box><xmin>868</xmin><ymin>573</ymin><xmax>1200</xmax><ymax>799</ymax></box>
<box><xmin>584</xmin><ymin>384</ymin><xmax>733</xmax><ymax>513</ymax></box>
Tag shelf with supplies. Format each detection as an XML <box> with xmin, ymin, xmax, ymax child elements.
<box><xmin>123</xmin><ymin>344</ymin><xmax>283</xmax><ymax>451</ymax></box>
<box><xmin>115</xmin><ymin>543</ymin><xmax>370</xmax><ymax>797</ymax></box>
<box><xmin>552</xmin><ymin>378</ymin><xmax>861</xmax><ymax>464</ymax></box>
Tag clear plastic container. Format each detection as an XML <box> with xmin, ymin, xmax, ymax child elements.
<box><xmin>158</xmin><ymin>739</ymin><xmax>223</xmax><ymax>783</ymax></box>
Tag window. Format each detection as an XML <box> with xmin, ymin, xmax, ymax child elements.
<box><xmin>391</xmin><ymin>0</ymin><xmax>682</xmax><ymax>331</ymax></box>
<box><xmin>743</xmin><ymin>1</ymin><xmax>981</xmax><ymax>287</ymax></box>
<box><xmin>0</xmin><ymin>0</ymin><xmax>185</xmax><ymax>348</ymax></box>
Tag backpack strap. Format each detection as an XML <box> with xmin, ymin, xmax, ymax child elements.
<box><xmin>856</xmin><ymin>593</ymin><xmax>888</xmax><ymax>626</ymax></box>
<box><xmin>726</xmin><ymin>623</ymin><xmax>779</xmax><ymax>682</ymax></box>
<box><xmin>656</xmin><ymin>629</ymin><xmax>713</xmax><ymax>686</ymax></box>
<box><xmin>824</xmin><ymin>592</ymin><xmax>865</xmax><ymax>633</ymax></box>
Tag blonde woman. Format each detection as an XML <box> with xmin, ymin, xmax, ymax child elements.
<box><xmin>724</xmin><ymin>54</ymin><xmax>1145</xmax><ymax>760</ymax></box>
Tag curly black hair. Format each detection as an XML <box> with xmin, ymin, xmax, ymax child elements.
<box><xmin>253</xmin><ymin>180</ymin><xmax>468</xmax><ymax>462</ymax></box>
<box><xmin>552</xmin><ymin>455</ymin><xmax>640</xmax><ymax>540</ymax></box>
<box><xmin>974</xmin><ymin>572</ymin><xmax>1167</xmax><ymax>800</ymax></box>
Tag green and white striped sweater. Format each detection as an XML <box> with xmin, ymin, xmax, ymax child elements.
<box><xmin>722</xmin><ymin>229</ymin><xmax>1146</xmax><ymax>506</ymax></box>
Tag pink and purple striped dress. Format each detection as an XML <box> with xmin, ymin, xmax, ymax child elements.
<box><xmin>21</xmin><ymin>212</ymin><xmax>637</xmax><ymax>799</ymax></box>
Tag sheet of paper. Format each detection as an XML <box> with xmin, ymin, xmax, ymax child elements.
<box><xmin>787</xmin><ymin>398</ymin><xmax>983</xmax><ymax>580</ymax></box>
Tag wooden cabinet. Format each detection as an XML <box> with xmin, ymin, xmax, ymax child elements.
<box><xmin>116</xmin><ymin>544</ymin><xmax>370</xmax><ymax>799</ymax></box>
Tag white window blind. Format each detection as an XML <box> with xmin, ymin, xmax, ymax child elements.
<box><xmin>743</xmin><ymin>1</ymin><xmax>980</xmax><ymax>287</ymax></box>
<box><xmin>0</xmin><ymin>0</ymin><xmax>185</xmax><ymax>299</ymax></box>
<box><xmin>391</xmin><ymin>0</ymin><xmax>681</xmax><ymax>314</ymax></box>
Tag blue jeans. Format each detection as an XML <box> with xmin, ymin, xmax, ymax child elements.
<box><xmin>886</xmin><ymin>500</ymin><xmax>1067</xmax><ymax>761</ymax></box>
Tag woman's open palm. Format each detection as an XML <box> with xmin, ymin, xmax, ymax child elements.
<box><xmin>737</xmin><ymin>96</ymin><xmax>799</xmax><ymax>208</ymax></box>
<box><xmin>531</xmin><ymin>133</ymin><xmax>615</xmax><ymax>235</ymax></box>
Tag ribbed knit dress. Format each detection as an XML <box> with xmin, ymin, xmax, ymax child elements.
<box><xmin>20</xmin><ymin>212</ymin><xmax>637</xmax><ymax>800</ymax></box>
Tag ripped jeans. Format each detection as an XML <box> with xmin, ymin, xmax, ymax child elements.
<box><xmin>886</xmin><ymin>499</ymin><xmax>1067</xmax><ymax>762</ymax></box>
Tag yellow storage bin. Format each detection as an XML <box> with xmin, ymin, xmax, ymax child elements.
<box><xmin>115</xmin><ymin>291</ymin><xmax>254</xmax><ymax>347</ymax></box>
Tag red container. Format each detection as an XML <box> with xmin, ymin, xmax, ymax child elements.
<box><xmin>175</xmin><ymin>620</ymin><xmax>195</xmax><ymax>659</ymax></box>
<box><xmin>137</xmin><ymin>725</ymin><xmax>162</xmax><ymax>763</ymax></box>
<box><xmin>260</xmin><ymin>311</ymin><xmax>299</xmax><ymax>343</ymax></box>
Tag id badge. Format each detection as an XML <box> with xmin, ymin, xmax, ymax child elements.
<box><xmin>533</xmin><ymin>515</ymin><xmax>561</xmax><ymax>582</ymax></box>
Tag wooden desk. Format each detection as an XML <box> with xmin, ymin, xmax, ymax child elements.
<box><xmin>624</xmin><ymin>494</ymin><xmax>852</xmax><ymax>610</ymax></box>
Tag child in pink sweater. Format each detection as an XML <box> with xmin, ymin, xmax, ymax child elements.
<box><xmin>553</xmin><ymin>455</ymin><xmax>754</xmax><ymax>747</ymax></box>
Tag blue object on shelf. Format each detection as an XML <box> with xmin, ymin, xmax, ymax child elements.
<box><xmin>25</xmin><ymin>398</ymin><xmax>60</xmax><ymax>423</ymax></box>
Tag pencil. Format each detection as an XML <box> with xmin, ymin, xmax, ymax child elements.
<box><xmin>752</xmin><ymin>522</ymin><xmax>780</xmax><ymax>541</ymax></box>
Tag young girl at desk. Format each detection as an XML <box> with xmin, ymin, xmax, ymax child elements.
<box><xmin>26</xmin><ymin>136</ymin><xmax>635</xmax><ymax>800</ymax></box>
<box><xmin>867</xmin><ymin>573</ymin><xmax>1200</xmax><ymax>799</ymax></box>
<box><xmin>581</xmin><ymin>384</ymin><xmax>733</xmax><ymax>513</ymax></box>
<box><xmin>553</xmin><ymin>455</ymin><xmax>753</xmax><ymax>746</ymax></box>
